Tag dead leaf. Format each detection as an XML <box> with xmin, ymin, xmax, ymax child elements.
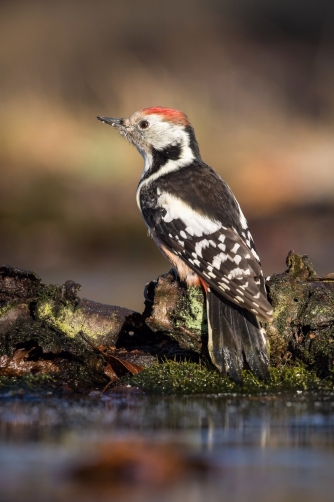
<box><xmin>105</xmin><ymin>354</ymin><xmax>143</xmax><ymax>376</ymax></box>
<box><xmin>103</xmin><ymin>363</ymin><xmax>119</xmax><ymax>383</ymax></box>
<box><xmin>96</xmin><ymin>346</ymin><xmax>144</xmax><ymax>378</ymax></box>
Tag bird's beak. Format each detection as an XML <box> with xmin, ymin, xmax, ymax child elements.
<box><xmin>97</xmin><ymin>116</ymin><xmax>124</xmax><ymax>127</ymax></box>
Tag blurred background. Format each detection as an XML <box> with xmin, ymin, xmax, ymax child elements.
<box><xmin>1</xmin><ymin>0</ymin><xmax>334</xmax><ymax>311</ymax></box>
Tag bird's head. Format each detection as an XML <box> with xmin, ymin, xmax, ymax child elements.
<box><xmin>97</xmin><ymin>107</ymin><xmax>201</xmax><ymax>171</ymax></box>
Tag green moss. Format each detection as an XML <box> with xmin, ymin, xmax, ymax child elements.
<box><xmin>2</xmin><ymin>315</ymin><xmax>85</xmax><ymax>357</ymax></box>
<box><xmin>303</xmin><ymin>285</ymin><xmax>334</xmax><ymax>328</ymax></box>
<box><xmin>0</xmin><ymin>302</ymin><xmax>13</xmax><ymax>317</ymax></box>
<box><xmin>0</xmin><ymin>373</ymin><xmax>57</xmax><ymax>394</ymax></box>
<box><xmin>36</xmin><ymin>295</ymin><xmax>123</xmax><ymax>346</ymax></box>
<box><xmin>36</xmin><ymin>299</ymin><xmax>87</xmax><ymax>338</ymax></box>
<box><xmin>266</xmin><ymin>274</ymin><xmax>311</xmax><ymax>365</ymax></box>
<box><xmin>128</xmin><ymin>360</ymin><xmax>334</xmax><ymax>395</ymax></box>
<box><xmin>266</xmin><ymin>274</ymin><xmax>334</xmax><ymax>373</ymax></box>
<box><xmin>175</xmin><ymin>286</ymin><xmax>207</xmax><ymax>334</ymax></box>
<box><xmin>286</xmin><ymin>251</ymin><xmax>316</xmax><ymax>280</ymax></box>
<box><xmin>37</xmin><ymin>284</ymin><xmax>59</xmax><ymax>302</ymax></box>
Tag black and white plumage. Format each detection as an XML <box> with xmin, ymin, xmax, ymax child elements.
<box><xmin>97</xmin><ymin>107</ymin><xmax>273</xmax><ymax>382</ymax></box>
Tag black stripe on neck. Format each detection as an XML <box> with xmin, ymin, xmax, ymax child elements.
<box><xmin>184</xmin><ymin>125</ymin><xmax>201</xmax><ymax>160</ymax></box>
<box><xmin>153</xmin><ymin>143</ymin><xmax>182</xmax><ymax>166</ymax></box>
<box><xmin>141</xmin><ymin>143</ymin><xmax>182</xmax><ymax>182</ymax></box>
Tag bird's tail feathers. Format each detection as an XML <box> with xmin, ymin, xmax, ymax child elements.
<box><xmin>206</xmin><ymin>288</ymin><xmax>270</xmax><ymax>383</ymax></box>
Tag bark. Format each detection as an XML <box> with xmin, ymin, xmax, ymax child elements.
<box><xmin>266</xmin><ymin>251</ymin><xmax>334</xmax><ymax>374</ymax></box>
<box><xmin>0</xmin><ymin>251</ymin><xmax>333</xmax><ymax>387</ymax></box>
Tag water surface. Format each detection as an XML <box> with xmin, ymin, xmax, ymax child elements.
<box><xmin>1</xmin><ymin>390</ymin><xmax>334</xmax><ymax>501</ymax></box>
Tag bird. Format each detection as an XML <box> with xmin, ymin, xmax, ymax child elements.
<box><xmin>97</xmin><ymin>107</ymin><xmax>273</xmax><ymax>383</ymax></box>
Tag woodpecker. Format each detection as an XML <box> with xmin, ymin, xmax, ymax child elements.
<box><xmin>97</xmin><ymin>107</ymin><xmax>273</xmax><ymax>382</ymax></box>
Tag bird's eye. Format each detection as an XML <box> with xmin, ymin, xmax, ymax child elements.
<box><xmin>139</xmin><ymin>120</ymin><xmax>149</xmax><ymax>129</ymax></box>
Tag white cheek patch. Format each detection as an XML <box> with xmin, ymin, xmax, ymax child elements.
<box><xmin>157</xmin><ymin>192</ymin><xmax>222</xmax><ymax>238</ymax></box>
<box><xmin>143</xmin><ymin>152</ymin><xmax>153</xmax><ymax>174</ymax></box>
<box><xmin>137</xmin><ymin>122</ymin><xmax>195</xmax><ymax>186</ymax></box>
<box><xmin>145</xmin><ymin>117</ymin><xmax>185</xmax><ymax>150</ymax></box>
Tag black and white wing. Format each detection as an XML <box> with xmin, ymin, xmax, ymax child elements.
<box><xmin>160</xmin><ymin>220</ymin><xmax>272</xmax><ymax>321</ymax></box>
<box><xmin>140</xmin><ymin>171</ymin><xmax>273</xmax><ymax>322</ymax></box>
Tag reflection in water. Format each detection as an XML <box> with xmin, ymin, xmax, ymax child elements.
<box><xmin>1</xmin><ymin>392</ymin><xmax>334</xmax><ymax>501</ymax></box>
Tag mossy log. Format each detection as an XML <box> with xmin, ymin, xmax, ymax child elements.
<box><xmin>266</xmin><ymin>251</ymin><xmax>334</xmax><ymax>374</ymax></box>
<box><xmin>0</xmin><ymin>251</ymin><xmax>334</xmax><ymax>389</ymax></box>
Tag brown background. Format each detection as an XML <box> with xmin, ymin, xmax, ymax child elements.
<box><xmin>1</xmin><ymin>0</ymin><xmax>334</xmax><ymax>310</ymax></box>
